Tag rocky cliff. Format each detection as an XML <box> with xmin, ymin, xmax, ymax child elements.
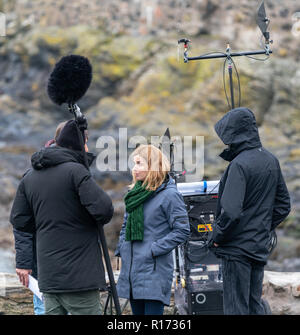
<box><xmin>0</xmin><ymin>0</ymin><xmax>299</xmax><ymax>272</ymax></box>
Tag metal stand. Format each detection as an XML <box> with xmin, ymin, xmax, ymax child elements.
<box><xmin>177</xmin><ymin>1</ymin><xmax>273</xmax><ymax>110</ymax></box>
<box><xmin>159</xmin><ymin>128</ymin><xmax>185</xmax><ymax>298</ymax></box>
<box><xmin>103</xmin><ymin>286</ymin><xmax>129</xmax><ymax>315</ymax></box>
<box><xmin>178</xmin><ymin>39</ymin><xmax>272</xmax><ymax>110</ymax></box>
<box><xmin>98</xmin><ymin>225</ymin><xmax>122</xmax><ymax>315</ymax></box>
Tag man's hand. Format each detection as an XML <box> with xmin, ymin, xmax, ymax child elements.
<box><xmin>214</xmin><ymin>243</ymin><xmax>219</xmax><ymax>247</ymax></box>
<box><xmin>16</xmin><ymin>268</ymin><xmax>32</xmax><ymax>287</ymax></box>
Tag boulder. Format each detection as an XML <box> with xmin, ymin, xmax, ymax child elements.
<box><xmin>0</xmin><ymin>273</ymin><xmax>34</xmax><ymax>315</ymax></box>
<box><xmin>263</xmin><ymin>271</ymin><xmax>300</xmax><ymax>315</ymax></box>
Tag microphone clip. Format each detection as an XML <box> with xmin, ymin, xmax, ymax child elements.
<box><xmin>68</xmin><ymin>103</ymin><xmax>82</xmax><ymax>119</ymax></box>
<box><xmin>68</xmin><ymin>103</ymin><xmax>88</xmax><ymax>131</ymax></box>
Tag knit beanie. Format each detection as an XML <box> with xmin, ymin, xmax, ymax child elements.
<box><xmin>56</xmin><ymin>120</ymin><xmax>83</xmax><ymax>151</ymax></box>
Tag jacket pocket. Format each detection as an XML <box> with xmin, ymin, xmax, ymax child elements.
<box><xmin>169</xmin><ymin>214</ymin><xmax>189</xmax><ymax>229</ymax></box>
<box><xmin>146</xmin><ymin>247</ymin><xmax>157</xmax><ymax>271</ymax></box>
<box><xmin>153</xmin><ymin>256</ymin><xmax>157</xmax><ymax>271</ymax></box>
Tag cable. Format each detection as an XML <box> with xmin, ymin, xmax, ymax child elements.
<box><xmin>189</xmin><ymin>42</ymin><xmax>270</xmax><ymax>109</ymax></box>
<box><xmin>195</xmin><ymin>51</ymin><xmax>227</xmax><ymax>58</ymax></box>
<box><xmin>222</xmin><ymin>55</ymin><xmax>242</xmax><ymax>109</ymax></box>
<box><xmin>244</xmin><ymin>53</ymin><xmax>270</xmax><ymax>61</ymax></box>
<box><xmin>231</xmin><ymin>56</ymin><xmax>241</xmax><ymax>107</ymax></box>
<box><xmin>245</xmin><ymin>21</ymin><xmax>271</xmax><ymax>61</ymax></box>
<box><xmin>268</xmin><ymin>230</ymin><xmax>277</xmax><ymax>254</ymax></box>
<box><xmin>185</xmin><ymin>50</ymin><xmax>241</xmax><ymax>110</ymax></box>
<box><xmin>223</xmin><ymin>58</ymin><xmax>231</xmax><ymax>109</ymax></box>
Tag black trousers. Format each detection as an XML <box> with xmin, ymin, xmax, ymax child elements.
<box><xmin>221</xmin><ymin>256</ymin><xmax>265</xmax><ymax>315</ymax></box>
<box><xmin>130</xmin><ymin>299</ymin><xmax>164</xmax><ymax>315</ymax></box>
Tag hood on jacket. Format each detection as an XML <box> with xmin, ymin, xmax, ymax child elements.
<box><xmin>155</xmin><ymin>173</ymin><xmax>176</xmax><ymax>193</ymax></box>
<box><xmin>31</xmin><ymin>146</ymin><xmax>95</xmax><ymax>170</ymax></box>
<box><xmin>214</xmin><ymin>107</ymin><xmax>262</xmax><ymax>161</ymax></box>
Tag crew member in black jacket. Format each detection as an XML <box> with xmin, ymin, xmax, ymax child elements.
<box><xmin>209</xmin><ymin>107</ymin><xmax>291</xmax><ymax>315</ymax></box>
<box><xmin>10</xmin><ymin>120</ymin><xmax>114</xmax><ymax>315</ymax></box>
<box><xmin>13</xmin><ymin>121</ymin><xmax>67</xmax><ymax>315</ymax></box>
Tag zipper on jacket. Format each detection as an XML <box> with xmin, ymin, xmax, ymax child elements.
<box><xmin>129</xmin><ymin>241</ymin><xmax>133</xmax><ymax>297</ymax></box>
<box><xmin>151</xmin><ymin>248</ymin><xmax>157</xmax><ymax>271</ymax></box>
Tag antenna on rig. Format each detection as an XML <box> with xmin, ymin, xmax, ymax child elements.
<box><xmin>256</xmin><ymin>1</ymin><xmax>273</xmax><ymax>54</ymax></box>
<box><xmin>177</xmin><ymin>1</ymin><xmax>273</xmax><ymax>110</ymax></box>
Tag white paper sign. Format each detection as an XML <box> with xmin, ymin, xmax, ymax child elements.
<box><xmin>28</xmin><ymin>275</ymin><xmax>43</xmax><ymax>301</ymax></box>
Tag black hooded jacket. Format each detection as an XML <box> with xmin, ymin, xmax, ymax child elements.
<box><xmin>211</xmin><ymin>107</ymin><xmax>290</xmax><ymax>264</ymax></box>
<box><xmin>10</xmin><ymin>146</ymin><xmax>114</xmax><ymax>293</ymax></box>
<box><xmin>13</xmin><ymin>228</ymin><xmax>38</xmax><ymax>279</ymax></box>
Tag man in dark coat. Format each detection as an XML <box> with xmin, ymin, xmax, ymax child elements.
<box><xmin>13</xmin><ymin>121</ymin><xmax>67</xmax><ymax>315</ymax></box>
<box><xmin>10</xmin><ymin>120</ymin><xmax>114</xmax><ymax>315</ymax></box>
<box><xmin>209</xmin><ymin>107</ymin><xmax>291</xmax><ymax>315</ymax></box>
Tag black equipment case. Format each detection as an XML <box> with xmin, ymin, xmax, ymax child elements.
<box><xmin>174</xmin><ymin>180</ymin><xmax>224</xmax><ymax>315</ymax></box>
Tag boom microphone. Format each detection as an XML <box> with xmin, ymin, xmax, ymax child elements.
<box><xmin>47</xmin><ymin>54</ymin><xmax>92</xmax><ymax>166</ymax></box>
<box><xmin>47</xmin><ymin>54</ymin><xmax>92</xmax><ymax>107</ymax></box>
<box><xmin>46</xmin><ymin>54</ymin><xmax>122</xmax><ymax>315</ymax></box>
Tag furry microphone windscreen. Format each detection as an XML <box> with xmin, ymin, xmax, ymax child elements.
<box><xmin>47</xmin><ymin>55</ymin><xmax>93</xmax><ymax>106</ymax></box>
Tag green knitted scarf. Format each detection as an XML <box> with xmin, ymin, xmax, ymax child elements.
<box><xmin>124</xmin><ymin>180</ymin><xmax>155</xmax><ymax>241</ymax></box>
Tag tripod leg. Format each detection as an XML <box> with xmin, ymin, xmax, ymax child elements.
<box><xmin>121</xmin><ymin>299</ymin><xmax>129</xmax><ymax>314</ymax></box>
<box><xmin>98</xmin><ymin>225</ymin><xmax>122</xmax><ymax>315</ymax></box>
<box><xmin>175</xmin><ymin>246</ymin><xmax>180</xmax><ymax>285</ymax></box>
<box><xmin>110</xmin><ymin>293</ymin><xmax>113</xmax><ymax>315</ymax></box>
<box><xmin>103</xmin><ymin>290</ymin><xmax>111</xmax><ymax>315</ymax></box>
